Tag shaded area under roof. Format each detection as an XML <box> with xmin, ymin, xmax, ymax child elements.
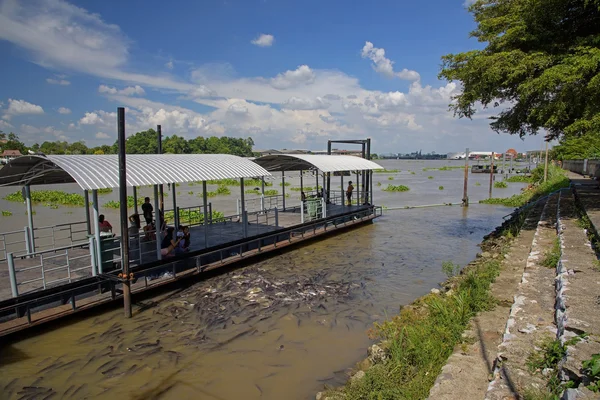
<box><xmin>252</xmin><ymin>154</ymin><xmax>383</xmax><ymax>173</ymax></box>
<box><xmin>0</xmin><ymin>154</ymin><xmax>271</xmax><ymax>190</ymax></box>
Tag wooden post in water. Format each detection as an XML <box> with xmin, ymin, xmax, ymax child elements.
<box><xmin>462</xmin><ymin>148</ymin><xmax>469</xmax><ymax>207</ymax></box>
<box><xmin>544</xmin><ymin>141</ymin><xmax>549</xmax><ymax>182</ymax></box>
<box><xmin>117</xmin><ymin>107</ymin><xmax>132</xmax><ymax>318</ymax></box>
<box><xmin>489</xmin><ymin>152</ymin><xmax>495</xmax><ymax>199</ymax></box>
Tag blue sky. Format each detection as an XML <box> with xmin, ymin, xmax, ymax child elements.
<box><xmin>0</xmin><ymin>0</ymin><xmax>543</xmax><ymax>153</ymax></box>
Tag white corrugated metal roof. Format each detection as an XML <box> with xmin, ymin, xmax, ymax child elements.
<box><xmin>0</xmin><ymin>154</ymin><xmax>271</xmax><ymax>190</ymax></box>
<box><xmin>252</xmin><ymin>154</ymin><xmax>383</xmax><ymax>173</ymax></box>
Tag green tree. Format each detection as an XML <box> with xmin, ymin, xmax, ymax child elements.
<box><xmin>3</xmin><ymin>132</ymin><xmax>27</xmax><ymax>154</ymax></box>
<box><xmin>553</xmin><ymin>132</ymin><xmax>600</xmax><ymax>159</ymax></box>
<box><xmin>439</xmin><ymin>0</ymin><xmax>600</xmax><ymax>140</ymax></box>
<box><xmin>115</xmin><ymin>129</ymin><xmax>158</xmax><ymax>154</ymax></box>
<box><xmin>163</xmin><ymin>135</ymin><xmax>190</xmax><ymax>154</ymax></box>
<box><xmin>68</xmin><ymin>141</ymin><xmax>88</xmax><ymax>155</ymax></box>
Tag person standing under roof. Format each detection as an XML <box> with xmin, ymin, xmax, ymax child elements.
<box><xmin>141</xmin><ymin>197</ymin><xmax>153</xmax><ymax>226</ymax></box>
<box><xmin>346</xmin><ymin>181</ymin><xmax>354</xmax><ymax>206</ymax></box>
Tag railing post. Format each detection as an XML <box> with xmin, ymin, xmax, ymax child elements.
<box><xmin>274</xmin><ymin>207</ymin><xmax>279</xmax><ymax>227</ymax></box>
<box><xmin>84</xmin><ymin>190</ymin><xmax>91</xmax><ymax>235</ymax></box>
<box><xmin>282</xmin><ymin>172</ymin><xmax>286</xmax><ymax>211</ymax></box>
<box><xmin>24</xmin><ymin>185</ymin><xmax>35</xmax><ymax>252</ymax></box>
<box><xmin>203</xmin><ymin>181</ymin><xmax>208</xmax><ymax>249</ymax></box>
<box><xmin>322</xmin><ymin>198</ymin><xmax>327</xmax><ymax>218</ymax></box>
<box><xmin>154</xmin><ymin>185</ymin><xmax>162</xmax><ymax>261</ymax></box>
<box><xmin>89</xmin><ymin>236</ymin><xmax>98</xmax><ymax>276</ymax></box>
<box><xmin>243</xmin><ymin>211</ymin><xmax>248</xmax><ymax>238</ymax></box>
<box><xmin>260</xmin><ymin>194</ymin><xmax>265</xmax><ymax>213</ymax></box>
<box><xmin>24</xmin><ymin>227</ymin><xmax>32</xmax><ymax>256</ymax></box>
<box><xmin>92</xmin><ymin>189</ymin><xmax>102</xmax><ymax>272</ymax></box>
<box><xmin>172</xmin><ymin>183</ymin><xmax>178</xmax><ymax>228</ymax></box>
<box><xmin>7</xmin><ymin>253</ymin><xmax>18</xmax><ymax>297</ymax></box>
<box><xmin>237</xmin><ymin>198</ymin><xmax>241</xmax><ymax>216</ymax></box>
<box><xmin>301</xmin><ymin>201</ymin><xmax>305</xmax><ymax>224</ymax></box>
<box><xmin>209</xmin><ymin>203</ymin><xmax>212</xmax><ymax>224</ymax></box>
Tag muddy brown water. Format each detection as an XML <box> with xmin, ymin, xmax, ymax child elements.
<box><xmin>0</xmin><ymin>160</ymin><xmax>530</xmax><ymax>399</ymax></box>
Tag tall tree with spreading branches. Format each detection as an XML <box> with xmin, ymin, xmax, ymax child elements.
<box><xmin>439</xmin><ymin>0</ymin><xmax>600</xmax><ymax>140</ymax></box>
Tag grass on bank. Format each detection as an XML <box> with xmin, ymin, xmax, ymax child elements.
<box><xmin>541</xmin><ymin>237</ymin><xmax>561</xmax><ymax>268</ymax></box>
<box><xmin>104</xmin><ymin>196</ymin><xmax>144</xmax><ymax>209</ymax></box>
<box><xmin>494</xmin><ymin>181</ymin><xmax>508</xmax><ymax>189</ymax></box>
<box><xmin>327</xmin><ymin>257</ymin><xmax>503</xmax><ymax>399</ymax></box>
<box><xmin>505</xmin><ymin>175</ymin><xmax>532</xmax><ymax>183</ymax></box>
<box><xmin>164</xmin><ymin>209</ymin><xmax>225</xmax><ymax>225</ymax></box>
<box><xmin>480</xmin><ymin>164</ymin><xmax>569</xmax><ymax>208</ymax></box>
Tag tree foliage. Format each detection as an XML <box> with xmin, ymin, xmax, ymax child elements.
<box><xmin>0</xmin><ymin>129</ymin><xmax>254</xmax><ymax>157</ymax></box>
<box><xmin>439</xmin><ymin>0</ymin><xmax>600</xmax><ymax>140</ymax></box>
<box><xmin>552</xmin><ymin>132</ymin><xmax>600</xmax><ymax>159</ymax></box>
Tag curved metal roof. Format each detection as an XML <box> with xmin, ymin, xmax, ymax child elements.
<box><xmin>0</xmin><ymin>154</ymin><xmax>271</xmax><ymax>190</ymax></box>
<box><xmin>252</xmin><ymin>154</ymin><xmax>383</xmax><ymax>172</ymax></box>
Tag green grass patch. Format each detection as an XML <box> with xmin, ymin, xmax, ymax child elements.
<box><xmin>164</xmin><ymin>209</ymin><xmax>225</xmax><ymax>225</ymax></box>
<box><xmin>505</xmin><ymin>175</ymin><xmax>532</xmax><ymax>183</ymax></box>
<box><xmin>527</xmin><ymin>335</ymin><xmax>586</xmax><ymax>396</ymax></box>
<box><xmin>387</xmin><ymin>176</ymin><xmax>394</xmax><ymax>180</ymax></box>
<box><xmin>104</xmin><ymin>196</ymin><xmax>144</xmax><ymax>209</ymax></box>
<box><xmin>541</xmin><ymin>236</ymin><xmax>561</xmax><ymax>268</ymax></box>
<box><xmin>376</xmin><ymin>182</ymin><xmax>382</xmax><ymax>187</ymax></box>
<box><xmin>410</xmin><ymin>171</ymin><xmax>416</xmax><ymax>175</ymax></box>
<box><xmin>494</xmin><ymin>181</ymin><xmax>508</xmax><ymax>189</ymax></box>
<box><xmin>428</xmin><ymin>176</ymin><xmax>434</xmax><ymax>179</ymax></box>
<box><xmin>206</xmin><ymin>178</ymin><xmax>239</xmax><ymax>186</ymax></box>
<box><xmin>280</xmin><ymin>181</ymin><xmax>291</xmax><ymax>187</ymax></box>
<box><xmin>264</xmin><ymin>189</ymin><xmax>279</xmax><ymax>196</ymax></box>
<box><xmin>245</xmin><ymin>189</ymin><xmax>260</xmax><ymax>195</ymax></box>
<box><xmin>97</xmin><ymin>188</ymin><xmax>113</xmax><ymax>195</ymax></box>
<box><xmin>581</xmin><ymin>354</ymin><xmax>600</xmax><ymax>393</ymax></box>
<box><xmin>1</xmin><ymin>210</ymin><xmax>13</xmax><ymax>216</ymax></box>
<box><xmin>441</xmin><ymin>261</ymin><xmax>461</xmax><ymax>278</ymax></box>
<box><xmin>4</xmin><ymin>190</ymin><xmax>85</xmax><ymax>207</ymax></box>
<box><xmin>245</xmin><ymin>178</ymin><xmax>272</xmax><ymax>187</ymax></box>
<box><xmin>480</xmin><ymin>165</ymin><xmax>569</xmax><ymax>208</ymax></box>
<box><xmin>188</xmin><ymin>191</ymin><xmax>194</xmax><ymax>195</ymax></box>
<box><xmin>438</xmin><ymin>186</ymin><xmax>444</xmax><ymax>190</ymax></box>
<box><xmin>475</xmin><ymin>182</ymin><xmax>481</xmax><ymax>186</ymax></box>
<box><xmin>374</xmin><ymin>169</ymin><xmax>400</xmax><ymax>173</ymax></box>
<box><xmin>383</xmin><ymin>184</ymin><xmax>410</xmax><ymax>192</ymax></box>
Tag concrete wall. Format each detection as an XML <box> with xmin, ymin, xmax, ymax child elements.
<box><xmin>562</xmin><ymin>159</ymin><xmax>600</xmax><ymax>178</ymax></box>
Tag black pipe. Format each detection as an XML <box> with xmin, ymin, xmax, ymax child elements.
<box><xmin>157</xmin><ymin>125</ymin><xmax>164</xmax><ymax>212</ymax></box>
<box><xmin>118</xmin><ymin>107</ymin><xmax>132</xmax><ymax>318</ymax></box>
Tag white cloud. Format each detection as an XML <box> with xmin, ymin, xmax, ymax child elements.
<box><xmin>98</xmin><ymin>85</ymin><xmax>145</xmax><ymax>96</ymax></box>
<box><xmin>58</xmin><ymin>107</ymin><xmax>71</xmax><ymax>114</ymax></box>
<box><xmin>79</xmin><ymin>110</ymin><xmax>116</xmax><ymax>126</ymax></box>
<box><xmin>464</xmin><ymin>0</ymin><xmax>477</xmax><ymax>6</ymax></box>
<box><xmin>95</xmin><ymin>131</ymin><xmax>110</xmax><ymax>139</ymax></box>
<box><xmin>282</xmin><ymin>97</ymin><xmax>330</xmax><ymax>110</ymax></box>
<box><xmin>270</xmin><ymin>65</ymin><xmax>316</xmax><ymax>89</ymax></box>
<box><xmin>251</xmin><ymin>34</ymin><xmax>274</xmax><ymax>47</ymax></box>
<box><xmin>46</xmin><ymin>78</ymin><xmax>71</xmax><ymax>85</ymax></box>
<box><xmin>165</xmin><ymin>61</ymin><xmax>173</xmax><ymax>69</ymax></box>
<box><xmin>3</xmin><ymin>99</ymin><xmax>44</xmax><ymax>120</ymax></box>
<box><xmin>0</xmin><ymin>120</ymin><xmax>13</xmax><ymax>129</ymax></box>
<box><xmin>19</xmin><ymin>124</ymin><xmax>67</xmax><ymax>140</ymax></box>
<box><xmin>361</xmin><ymin>41</ymin><xmax>420</xmax><ymax>81</ymax></box>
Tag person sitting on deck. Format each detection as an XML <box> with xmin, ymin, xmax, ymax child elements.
<box><xmin>160</xmin><ymin>227</ymin><xmax>182</xmax><ymax>257</ymax></box>
<box><xmin>98</xmin><ymin>215</ymin><xmax>112</xmax><ymax>232</ymax></box>
<box><xmin>177</xmin><ymin>225</ymin><xmax>191</xmax><ymax>250</ymax></box>
<box><xmin>143</xmin><ymin>220</ymin><xmax>156</xmax><ymax>241</ymax></box>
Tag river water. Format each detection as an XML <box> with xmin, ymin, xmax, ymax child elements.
<box><xmin>0</xmin><ymin>160</ymin><xmax>529</xmax><ymax>400</ymax></box>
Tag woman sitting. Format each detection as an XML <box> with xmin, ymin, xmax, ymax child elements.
<box><xmin>160</xmin><ymin>227</ymin><xmax>182</xmax><ymax>257</ymax></box>
<box><xmin>98</xmin><ymin>215</ymin><xmax>112</xmax><ymax>233</ymax></box>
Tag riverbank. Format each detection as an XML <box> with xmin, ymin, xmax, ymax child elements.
<box><xmin>318</xmin><ymin>165</ymin><xmax>600</xmax><ymax>400</ymax></box>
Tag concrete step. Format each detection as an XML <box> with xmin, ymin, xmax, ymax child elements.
<box><xmin>428</xmin><ymin>199</ymin><xmax>548</xmax><ymax>400</ymax></box>
<box><xmin>485</xmin><ymin>193</ymin><xmax>560</xmax><ymax>399</ymax></box>
<box><xmin>557</xmin><ymin>188</ymin><xmax>600</xmax><ymax>399</ymax></box>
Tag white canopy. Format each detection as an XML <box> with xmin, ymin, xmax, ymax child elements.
<box><xmin>253</xmin><ymin>154</ymin><xmax>382</xmax><ymax>172</ymax></box>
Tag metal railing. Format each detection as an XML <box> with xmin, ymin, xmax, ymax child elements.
<box><xmin>301</xmin><ymin>198</ymin><xmax>326</xmax><ymax>223</ymax></box>
<box><xmin>0</xmin><ymin>206</ymin><xmax>380</xmax><ymax>326</ymax></box>
<box><xmin>7</xmin><ymin>239</ymin><xmax>96</xmax><ymax>297</ymax></box>
<box><xmin>0</xmin><ymin>220</ymin><xmax>88</xmax><ymax>262</ymax></box>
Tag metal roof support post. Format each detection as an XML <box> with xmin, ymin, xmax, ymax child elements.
<box><xmin>154</xmin><ymin>185</ymin><xmax>162</xmax><ymax>260</ymax></box>
<box><xmin>92</xmin><ymin>189</ymin><xmax>102</xmax><ymax>273</ymax></box>
<box><xmin>366</xmin><ymin>138</ymin><xmax>371</xmax><ymax>205</ymax></box>
<box><xmin>355</xmin><ymin>171</ymin><xmax>360</xmax><ymax>206</ymax></box>
<box><xmin>261</xmin><ymin>177</ymin><xmax>265</xmax><ymax>212</ymax></box>
<box><xmin>84</xmin><ymin>190</ymin><xmax>91</xmax><ymax>235</ymax></box>
<box><xmin>133</xmin><ymin>186</ymin><xmax>138</xmax><ymax>215</ymax></box>
<box><xmin>315</xmin><ymin>171</ymin><xmax>319</xmax><ymax>194</ymax></box>
<box><xmin>24</xmin><ymin>185</ymin><xmax>35</xmax><ymax>253</ymax></box>
<box><xmin>341</xmin><ymin>174</ymin><xmax>344</xmax><ymax>206</ymax></box>
<box><xmin>240</xmin><ymin>178</ymin><xmax>247</xmax><ymax>238</ymax></box>
<box><xmin>281</xmin><ymin>172</ymin><xmax>286</xmax><ymax>211</ymax></box>
<box><xmin>203</xmin><ymin>181</ymin><xmax>208</xmax><ymax>249</ymax></box>
<box><xmin>7</xmin><ymin>253</ymin><xmax>18</xmax><ymax>297</ymax></box>
<box><xmin>157</xmin><ymin>125</ymin><xmax>164</xmax><ymax>215</ymax></box>
<box><xmin>327</xmin><ymin>140</ymin><xmax>331</xmax><ymax>203</ymax></box>
<box><xmin>172</xmin><ymin>183</ymin><xmax>178</xmax><ymax>229</ymax></box>
<box><xmin>322</xmin><ymin>173</ymin><xmax>327</xmax><ymax>203</ymax></box>
<box><xmin>117</xmin><ymin>106</ymin><xmax>132</xmax><ymax>318</ymax></box>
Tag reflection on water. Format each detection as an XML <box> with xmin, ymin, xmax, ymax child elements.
<box><xmin>0</xmin><ymin>160</ymin><xmax>528</xmax><ymax>399</ymax></box>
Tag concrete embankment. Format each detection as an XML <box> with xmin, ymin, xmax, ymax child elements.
<box><xmin>429</xmin><ymin>172</ymin><xmax>600</xmax><ymax>400</ymax></box>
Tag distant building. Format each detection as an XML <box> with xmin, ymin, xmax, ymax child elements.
<box><xmin>0</xmin><ymin>149</ymin><xmax>22</xmax><ymax>164</ymax></box>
